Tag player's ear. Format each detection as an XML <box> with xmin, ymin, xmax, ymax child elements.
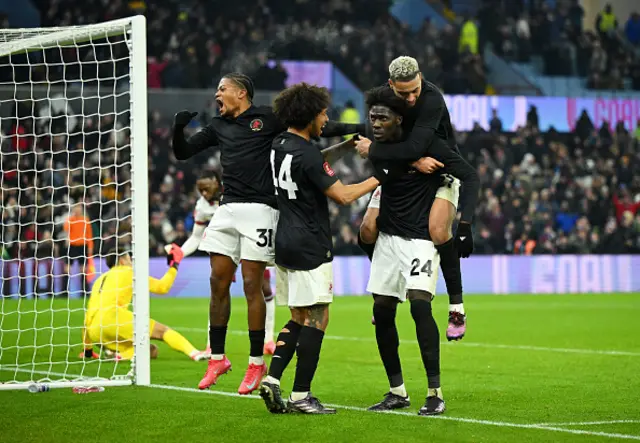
<box><xmin>397</xmin><ymin>115</ymin><xmax>403</xmax><ymax>125</ymax></box>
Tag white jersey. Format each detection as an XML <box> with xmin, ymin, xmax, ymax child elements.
<box><xmin>194</xmin><ymin>197</ymin><xmax>219</xmax><ymax>226</ymax></box>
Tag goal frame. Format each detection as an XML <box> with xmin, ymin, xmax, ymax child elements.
<box><xmin>0</xmin><ymin>15</ymin><xmax>149</xmax><ymax>390</ymax></box>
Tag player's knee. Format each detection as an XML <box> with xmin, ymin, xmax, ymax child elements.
<box><xmin>242</xmin><ymin>275</ymin><xmax>262</xmax><ymax>299</ymax></box>
<box><xmin>304</xmin><ymin>304</ymin><xmax>329</xmax><ymax>331</ymax></box>
<box><xmin>407</xmin><ymin>289</ymin><xmax>434</xmax><ymax>303</ymax></box>
<box><xmin>372</xmin><ymin>295</ymin><xmax>398</xmax><ymax>327</ymax></box>
<box><xmin>429</xmin><ymin>223</ymin><xmax>451</xmax><ymax>245</ymax></box>
<box><xmin>262</xmin><ymin>281</ymin><xmax>273</xmax><ymax>301</ymax></box>
<box><xmin>408</xmin><ymin>290</ymin><xmax>434</xmax><ymax>320</ymax></box>
<box><xmin>290</xmin><ymin>307</ymin><xmax>306</xmax><ymax>325</ymax></box>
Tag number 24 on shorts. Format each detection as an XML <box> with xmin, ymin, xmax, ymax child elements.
<box><xmin>410</xmin><ymin>258</ymin><xmax>433</xmax><ymax>277</ymax></box>
<box><xmin>256</xmin><ymin>228</ymin><xmax>273</xmax><ymax>247</ymax></box>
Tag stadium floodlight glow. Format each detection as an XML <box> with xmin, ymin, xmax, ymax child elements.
<box><xmin>0</xmin><ymin>16</ymin><xmax>149</xmax><ymax>390</ymax></box>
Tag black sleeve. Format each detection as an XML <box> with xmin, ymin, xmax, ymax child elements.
<box><xmin>302</xmin><ymin>148</ymin><xmax>339</xmax><ymax>192</ymax></box>
<box><xmin>320</xmin><ymin>121</ymin><xmax>367</xmax><ymax>138</ymax></box>
<box><xmin>369</xmin><ymin>90</ymin><xmax>444</xmax><ymax>161</ymax></box>
<box><xmin>172</xmin><ymin>123</ymin><xmax>219</xmax><ymax>161</ymax></box>
<box><xmin>427</xmin><ymin>142</ymin><xmax>479</xmax><ymax>224</ymax></box>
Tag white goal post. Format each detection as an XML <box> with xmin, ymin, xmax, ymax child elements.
<box><xmin>0</xmin><ymin>16</ymin><xmax>149</xmax><ymax>390</ymax></box>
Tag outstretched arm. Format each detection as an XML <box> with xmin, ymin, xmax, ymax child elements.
<box><xmin>148</xmin><ymin>267</ymin><xmax>178</xmax><ymax>295</ymax></box>
<box><xmin>320</xmin><ymin>137</ymin><xmax>357</xmax><ymax>164</ymax></box>
<box><xmin>320</xmin><ymin>121</ymin><xmax>366</xmax><ymax>138</ymax></box>
<box><xmin>180</xmin><ymin>223</ymin><xmax>206</xmax><ymax>257</ymax></box>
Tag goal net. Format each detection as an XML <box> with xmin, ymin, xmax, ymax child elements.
<box><xmin>0</xmin><ymin>16</ymin><xmax>150</xmax><ymax>390</ymax></box>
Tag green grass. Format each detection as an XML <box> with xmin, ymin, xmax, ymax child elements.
<box><xmin>2</xmin><ymin>294</ymin><xmax>640</xmax><ymax>443</ymax></box>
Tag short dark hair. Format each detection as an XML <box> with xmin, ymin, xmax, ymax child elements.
<box><xmin>105</xmin><ymin>246</ymin><xmax>129</xmax><ymax>268</ymax></box>
<box><xmin>273</xmin><ymin>82</ymin><xmax>331</xmax><ymax>130</ymax></box>
<box><xmin>222</xmin><ymin>72</ymin><xmax>254</xmax><ymax>101</ymax></box>
<box><xmin>365</xmin><ymin>86</ymin><xmax>407</xmax><ymax>116</ymax></box>
<box><xmin>199</xmin><ymin>169</ymin><xmax>222</xmax><ymax>185</ymax></box>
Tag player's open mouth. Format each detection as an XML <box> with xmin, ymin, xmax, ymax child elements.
<box><xmin>216</xmin><ymin>99</ymin><xmax>224</xmax><ymax>111</ymax></box>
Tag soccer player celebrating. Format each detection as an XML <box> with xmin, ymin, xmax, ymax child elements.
<box><xmin>355</xmin><ymin>56</ymin><xmax>472</xmax><ymax>341</ymax></box>
<box><xmin>81</xmin><ymin>245</ymin><xmax>207</xmax><ymax>361</ymax></box>
<box><xmin>171</xmin><ymin>73</ymin><xmax>364</xmax><ymax>394</ymax></box>
<box><xmin>257</xmin><ymin>83</ymin><xmax>379</xmax><ymax>414</ymax></box>
<box><xmin>362</xmin><ymin>86</ymin><xmax>479</xmax><ymax>416</ymax></box>
<box><xmin>174</xmin><ymin>171</ymin><xmax>278</xmax><ymax>355</ymax></box>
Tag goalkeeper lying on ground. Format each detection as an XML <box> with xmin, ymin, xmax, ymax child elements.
<box><xmin>80</xmin><ymin>245</ymin><xmax>207</xmax><ymax>361</ymax></box>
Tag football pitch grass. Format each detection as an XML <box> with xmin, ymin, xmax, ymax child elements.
<box><xmin>1</xmin><ymin>293</ymin><xmax>640</xmax><ymax>443</ymax></box>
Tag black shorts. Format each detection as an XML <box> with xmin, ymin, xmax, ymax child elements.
<box><xmin>67</xmin><ymin>244</ymin><xmax>87</xmax><ymax>265</ymax></box>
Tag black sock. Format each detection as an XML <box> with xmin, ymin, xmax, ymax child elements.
<box><xmin>409</xmin><ymin>299</ymin><xmax>440</xmax><ymax>389</ymax></box>
<box><xmin>268</xmin><ymin>320</ymin><xmax>303</xmax><ymax>380</ymax></box>
<box><xmin>249</xmin><ymin>329</ymin><xmax>265</xmax><ymax>358</ymax></box>
<box><xmin>436</xmin><ymin>238</ymin><xmax>463</xmax><ymax>305</ymax></box>
<box><xmin>373</xmin><ymin>302</ymin><xmax>403</xmax><ymax>388</ymax></box>
<box><xmin>292</xmin><ymin>326</ymin><xmax>325</xmax><ymax>393</ymax></box>
<box><xmin>209</xmin><ymin>325</ymin><xmax>227</xmax><ymax>355</ymax></box>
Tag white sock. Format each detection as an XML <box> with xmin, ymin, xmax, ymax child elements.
<box><xmin>428</xmin><ymin>387</ymin><xmax>443</xmax><ymax>399</ymax></box>
<box><xmin>390</xmin><ymin>383</ymin><xmax>407</xmax><ymax>398</ymax></box>
<box><xmin>290</xmin><ymin>391</ymin><xmax>308</xmax><ymax>401</ymax></box>
<box><xmin>449</xmin><ymin>303</ymin><xmax>465</xmax><ymax>314</ymax></box>
<box><xmin>210</xmin><ymin>354</ymin><xmax>224</xmax><ymax>361</ymax></box>
<box><xmin>264</xmin><ymin>375</ymin><xmax>280</xmax><ymax>386</ymax></box>
<box><xmin>249</xmin><ymin>356</ymin><xmax>264</xmax><ymax>366</ymax></box>
<box><xmin>265</xmin><ymin>297</ymin><xmax>275</xmax><ymax>343</ymax></box>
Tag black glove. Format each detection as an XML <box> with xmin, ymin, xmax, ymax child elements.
<box><xmin>173</xmin><ymin>110</ymin><xmax>198</xmax><ymax>128</ymax></box>
<box><xmin>455</xmin><ymin>222</ymin><xmax>474</xmax><ymax>258</ymax></box>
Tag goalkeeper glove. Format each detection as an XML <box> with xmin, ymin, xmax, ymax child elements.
<box><xmin>79</xmin><ymin>349</ymin><xmax>100</xmax><ymax>359</ymax></box>
<box><xmin>166</xmin><ymin>243</ymin><xmax>184</xmax><ymax>269</ymax></box>
<box><xmin>454</xmin><ymin>222</ymin><xmax>474</xmax><ymax>258</ymax></box>
<box><xmin>173</xmin><ymin>110</ymin><xmax>198</xmax><ymax>128</ymax></box>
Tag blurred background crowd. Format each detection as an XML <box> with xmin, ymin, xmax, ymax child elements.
<box><xmin>1</xmin><ymin>0</ymin><xmax>639</xmax><ymax>285</ymax></box>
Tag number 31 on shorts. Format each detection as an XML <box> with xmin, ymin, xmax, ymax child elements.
<box><xmin>256</xmin><ymin>228</ymin><xmax>273</xmax><ymax>247</ymax></box>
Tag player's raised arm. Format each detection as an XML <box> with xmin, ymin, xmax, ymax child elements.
<box><xmin>324</xmin><ymin>177</ymin><xmax>379</xmax><ymax>206</ymax></box>
<box><xmin>171</xmin><ymin>111</ymin><xmax>219</xmax><ymax>160</ymax></box>
<box><xmin>179</xmin><ymin>223</ymin><xmax>206</xmax><ymax>257</ymax></box>
<box><xmin>149</xmin><ymin>245</ymin><xmax>183</xmax><ymax>295</ymax></box>
<box><xmin>320</xmin><ymin>120</ymin><xmax>366</xmax><ymax>138</ymax></box>
<box><xmin>320</xmin><ymin>137</ymin><xmax>357</xmax><ymax>164</ymax></box>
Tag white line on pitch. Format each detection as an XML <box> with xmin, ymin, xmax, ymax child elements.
<box><xmin>149</xmin><ymin>384</ymin><xmax>640</xmax><ymax>441</ymax></box>
<box><xmin>174</xmin><ymin>327</ymin><xmax>640</xmax><ymax>357</ymax></box>
<box><xmin>533</xmin><ymin>420</ymin><xmax>640</xmax><ymax>427</ymax></box>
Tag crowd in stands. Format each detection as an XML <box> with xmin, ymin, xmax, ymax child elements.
<box><xmin>476</xmin><ymin>0</ymin><xmax>640</xmax><ymax>90</ymax></box>
<box><xmin>29</xmin><ymin>0</ymin><xmax>487</xmax><ymax>94</ymax></box>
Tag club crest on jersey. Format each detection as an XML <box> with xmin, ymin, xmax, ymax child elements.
<box><xmin>323</xmin><ymin>162</ymin><xmax>335</xmax><ymax>177</ymax></box>
<box><xmin>250</xmin><ymin>118</ymin><xmax>263</xmax><ymax>132</ymax></box>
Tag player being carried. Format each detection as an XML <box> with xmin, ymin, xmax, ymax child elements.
<box><xmin>361</xmin><ymin>86</ymin><xmax>479</xmax><ymax>415</ymax></box>
<box><xmin>258</xmin><ymin>83</ymin><xmax>379</xmax><ymax>414</ymax></box>
<box><xmin>355</xmin><ymin>56</ymin><xmax>474</xmax><ymax>341</ymax></box>
<box><xmin>81</xmin><ymin>245</ymin><xmax>207</xmax><ymax>361</ymax></box>
<box><xmin>168</xmin><ymin>171</ymin><xmax>278</xmax><ymax>355</ymax></box>
<box><xmin>171</xmin><ymin>73</ymin><xmax>365</xmax><ymax>394</ymax></box>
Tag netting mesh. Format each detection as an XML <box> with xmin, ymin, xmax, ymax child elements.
<box><xmin>0</xmin><ymin>20</ymin><xmax>137</xmax><ymax>387</ymax></box>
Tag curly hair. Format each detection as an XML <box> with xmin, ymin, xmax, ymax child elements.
<box><xmin>365</xmin><ymin>85</ymin><xmax>408</xmax><ymax>116</ymax></box>
<box><xmin>273</xmin><ymin>82</ymin><xmax>331</xmax><ymax>130</ymax></box>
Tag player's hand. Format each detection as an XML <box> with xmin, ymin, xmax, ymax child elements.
<box><xmin>174</xmin><ymin>110</ymin><xmax>198</xmax><ymax>127</ymax></box>
<box><xmin>79</xmin><ymin>349</ymin><xmax>100</xmax><ymax>359</ymax></box>
<box><xmin>412</xmin><ymin>157</ymin><xmax>444</xmax><ymax>174</ymax></box>
<box><xmin>355</xmin><ymin>136</ymin><xmax>372</xmax><ymax>158</ymax></box>
<box><xmin>166</xmin><ymin>243</ymin><xmax>184</xmax><ymax>268</ymax></box>
<box><xmin>455</xmin><ymin>222</ymin><xmax>474</xmax><ymax>258</ymax></box>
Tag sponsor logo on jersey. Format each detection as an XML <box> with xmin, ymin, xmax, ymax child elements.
<box><xmin>250</xmin><ymin>118</ymin><xmax>263</xmax><ymax>131</ymax></box>
<box><xmin>323</xmin><ymin>162</ymin><xmax>335</xmax><ymax>177</ymax></box>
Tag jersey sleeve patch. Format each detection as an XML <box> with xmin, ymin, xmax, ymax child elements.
<box><xmin>323</xmin><ymin>162</ymin><xmax>335</xmax><ymax>177</ymax></box>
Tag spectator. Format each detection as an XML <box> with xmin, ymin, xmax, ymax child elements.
<box><xmin>489</xmin><ymin>109</ymin><xmax>503</xmax><ymax>133</ymax></box>
<box><xmin>625</xmin><ymin>12</ymin><xmax>640</xmax><ymax>46</ymax></box>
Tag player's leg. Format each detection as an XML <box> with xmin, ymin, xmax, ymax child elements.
<box><xmin>263</xmin><ymin>268</ymin><xmax>276</xmax><ymax>355</ymax></box>
<box><xmin>197</xmin><ymin>204</ymin><xmax>240</xmax><ymax>389</ymax></box>
<box><xmin>404</xmin><ymin>238</ymin><xmax>445</xmax><ymax>416</ymax></box>
<box><xmin>366</xmin><ymin>232</ymin><xmax>411</xmax><ymax>411</ymax></box>
<box><xmin>150</xmin><ymin>319</ymin><xmax>207</xmax><ymax>361</ymax></box>
<box><xmin>407</xmin><ymin>289</ymin><xmax>445</xmax><ymax>415</ymax></box>
<box><xmin>260</xmin><ymin>304</ymin><xmax>304</xmax><ymax>414</ymax></box>
<box><xmin>235</xmin><ymin>203</ymin><xmax>278</xmax><ymax>395</ymax></box>
<box><xmin>430</xmin><ymin>184</ymin><xmax>467</xmax><ymax>341</ymax></box>
<box><xmin>288</xmin><ymin>302</ymin><xmax>335</xmax><ymax>414</ymax></box>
